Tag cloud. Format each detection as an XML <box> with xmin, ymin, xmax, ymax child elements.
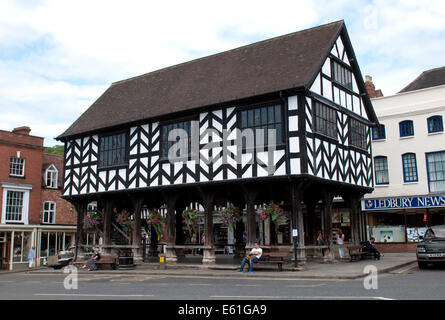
<box><xmin>0</xmin><ymin>0</ymin><xmax>445</xmax><ymax>146</ymax></box>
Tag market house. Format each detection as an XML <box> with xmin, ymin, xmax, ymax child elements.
<box><xmin>57</xmin><ymin>20</ymin><xmax>379</xmax><ymax>265</ymax></box>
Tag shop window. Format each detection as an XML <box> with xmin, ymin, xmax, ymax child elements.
<box><xmin>426</xmin><ymin>151</ymin><xmax>445</xmax><ymax>192</ymax></box>
<box><xmin>372</xmin><ymin>124</ymin><xmax>386</xmax><ymax>140</ymax></box>
<box><xmin>399</xmin><ymin>120</ymin><xmax>414</xmax><ymax>137</ymax></box>
<box><xmin>402</xmin><ymin>153</ymin><xmax>418</xmax><ymax>183</ymax></box>
<box><xmin>13</xmin><ymin>232</ymin><xmax>22</xmax><ymax>262</ymax></box>
<box><xmin>427</xmin><ymin>115</ymin><xmax>443</xmax><ymax>133</ymax></box>
<box><xmin>374</xmin><ymin>156</ymin><xmax>389</xmax><ymax>185</ymax></box>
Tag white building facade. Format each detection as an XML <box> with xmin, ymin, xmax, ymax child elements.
<box><xmin>363</xmin><ymin>82</ymin><xmax>445</xmax><ymax>250</ymax></box>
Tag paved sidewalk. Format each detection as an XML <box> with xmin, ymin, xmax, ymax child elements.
<box><xmin>18</xmin><ymin>252</ymin><xmax>417</xmax><ymax>280</ymax></box>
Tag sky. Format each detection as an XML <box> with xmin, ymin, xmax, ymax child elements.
<box><xmin>1</xmin><ymin>0</ymin><xmax>445</xmax><ymax>146</ymax></box>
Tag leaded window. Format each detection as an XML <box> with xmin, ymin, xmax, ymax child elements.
<box><xmin>349</xmin><ymin>118</ymin><xmax>367</xmax><ymax>149</ymax></box>
<box><xmin>402</xmin><ymin>153</ymin><xmax>418</xmax><ymax>183</ymax></box>
<box><xmin>160</xmin><ymin>120</ymin><xmax>193</xmax><ymax>160</ymax></box>
<box><xmin>99</xmin><ymin>133</ymin><xmax>127</xmax><ymax>167</ymax></box>
<box><xmin>239</xmin><ymin>104</ymin><xmax>283</xmax><ymax>148</ymax></box>
<box><xmin>9</xmin><ymin>157</ymin><xmax>25</xmax><ymax>177</ymax></box>
<box><xmin>332</xmin><ymin>60</ymin><xmax>353</xmax><ymax>90</ymax></box>
<box><xmin>374</xmin><ymin>156</ymin><xmax>389</xmax><ymax>185</ymax></box>
<box><xmin>314</xmin><ymin>101</ymin><xmax>337</xmax><ymax>139</ymax></box>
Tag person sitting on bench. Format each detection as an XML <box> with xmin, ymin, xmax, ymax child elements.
<box><xmin>363</xmin><ymin>237</ymin><xmax>383</xmax><ymax>260</ymax></box>
<box><xmin>82</xmin><ymin>249</ymin><xmax>101</xmax><ymax>271</ymax></box>
<box><xmin>238</xmin><ymin>242</ymin><xmax>263</xmax><ymax>273</ymax></box>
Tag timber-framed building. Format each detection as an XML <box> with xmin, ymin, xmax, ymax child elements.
<box><xmin>58</xmin><ymin>20</ymin><xmax>379</xmax><ymax>265</ymax></box>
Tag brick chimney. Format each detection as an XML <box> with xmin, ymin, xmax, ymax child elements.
<box><xmin>12</xmin><ymin>126</ymin><xmax>31</xmax><ymax>135</ymax></box>
<box><xmin>364</xmin><ymin>75</ymin><xmax>383</xmax><ymax>98</ymax></box>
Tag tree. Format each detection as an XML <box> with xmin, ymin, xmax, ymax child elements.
<box><xmin>44</xmin><ymin>145</ymin><xmax>64</xmax><ymax>156</ymax></box>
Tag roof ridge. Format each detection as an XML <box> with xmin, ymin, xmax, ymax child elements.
<box><xmin>111</xmin><ymin>20</ymin><xmax>345</xmax><ymax>87</ymax></box>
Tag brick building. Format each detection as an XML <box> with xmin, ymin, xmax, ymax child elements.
<box><xmin>0</xmin><ymin>127</ymin><xmax>76</xmax><ymax>270</ymax></box>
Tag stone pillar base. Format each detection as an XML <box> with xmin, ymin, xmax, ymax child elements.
<box><xmin>323</xmin><ymin>247</ymin><xmax>335</xmax><ymax>262</ymax></box>
<box><xmin>133</xmin><ymin>255</ymin><xmax>144</xmax><ymax>264</ymax></box>
<box><xmin>175</xmin><ymin>248</ymin><xmax>186</xmax><ymax>258</ymax></box>
<box><xmin>165</xmin><ymin>247</ymin><xmax>178</xmax><ymax>264</ymax></box>
<box><xmin>202</xmin><ymin>248</ymin><xmax>216</xmax><ymax>264</ymax></box>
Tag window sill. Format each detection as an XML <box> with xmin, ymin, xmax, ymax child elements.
<box><xmin>8</xmin><ymin>175</ymin><xmax>26</xmax><ymax>179</ymax></box>
<box><xmin>372</xmin><ymin>138</ymin><xmax>386</xmax><ymax>142</ymax></box>
<box><xmin>399</xmin><ymin>136</ymin><xmax>414</xmax><ymax>140</ymax></box>
<box><xmin>428</xmin><ymin>131</ymin><xmax>444</xmax><ymax>136</ymax></box>
<box><xmin>403</xmin><ymin>181</ymin><xmax>419</xmax><ymax>185</ymax></box>
<box><xmin>375</xmin><ymin>184</ymin><xmax>389</xmax><ymax>188</ymax></box>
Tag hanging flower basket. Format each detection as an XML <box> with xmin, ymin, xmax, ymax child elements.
<box><xmin>84</xmin><ymin>211</ymin><xmax>101</xmax><ymax>229</ymax></box>
<box><xmin>116</xmin><ymin>210</ymin><xmax>133</xmax><ymax>233</ymax></box>
<box><xmin>147</xmin><ymin>210</ymin><xmax>165</xmax><ymax>237</ymax></box>
<box><xmin>220</xmin><ymin>205</ymin><xmax>242</xmax><ymax>232</ymax></box>
<box><xmin>261</xmin><ymin>203</ymin><xmax>287</xmax><ymax>226</ymax></box>
<box><xmin>183</xmin><ymin>209</ymin><xmax>198</xmax><ymax>237</ymax></box>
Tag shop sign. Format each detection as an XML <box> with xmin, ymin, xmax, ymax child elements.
<box><xmin>362</xmin><ymin>195</ymin><xmax>445</xmax><ymax>211</ymax></box>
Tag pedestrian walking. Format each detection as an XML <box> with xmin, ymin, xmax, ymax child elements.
<box><xmin>28</xmin><ymin>247</ymin><xmax>35</xmax><ymax>268</ymax></box>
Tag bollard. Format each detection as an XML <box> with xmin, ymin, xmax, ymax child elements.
<box><xmin>159</xmin><ymin>254</ymin><xmax>166</xmax><ymax>270</ymax></box>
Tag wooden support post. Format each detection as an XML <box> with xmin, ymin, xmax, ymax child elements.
<box><xmin>243</xmin><ymin>187</ymin><xmax>258</xmax><ymax>248</ymax></box>
<box><xmin>322</xmin><ymin>189</ymin><xmax>334</xmax><ymax>261</ymax></box>
<box><xmin>291</xmin><ymin>183</ymin><xmax>306</xmax><ymax>266</ymax></box>
<box><xmin>130</xmin><ymin>196</ymin><xmax>143</xmax><ymax>263</ymax></box>
<box><xmin>165</xmin><ymin>193</ymin><xmax>178</xmax><ymax>263</ymax></box>
<box><xmin>201</xmin><ymin>190</ymin><xmax>216</xmax><ymax>265</ymax></box>
<box><xmin>73</xmin><ymin>199</ymin><xmax>87</xmax><ymax>262</ymax></box>
<box><xmin>102</xmin><ymin>198</ymin><xmax>113</xmax><ymax>255</ymax></box>
<box><xmin>344</xmin><ymin>194</ymin><xmax>361</xmax><ymax>245</ymax></box>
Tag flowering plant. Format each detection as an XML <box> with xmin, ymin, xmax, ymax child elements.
<box><xmin>84</xmin><ymin>211</ymin><xmax>101</xmax><ymax>228</ymax></box>
<box><xmin>116</xmin><ymin>210</ymin><xmax>132</xmax><ymax>233</ymax></box>
<box><xmin>183</xmin><ymin>209</ymin><xmax>198</xmax><ymax>237</ymax></box>
<box><xmin>147</xmin><ymin>210</ymin><xmax>165</xmax><ymax>237</ymax></box>
<box><xmin>261</xmin><ymin>203</ymin><xmax>287</xmax><ymax>225</ymax></box>
<box><xmin>220</xmin><ymin>205</ymin><xmax>241</xmax><ymax>232</ymax></box>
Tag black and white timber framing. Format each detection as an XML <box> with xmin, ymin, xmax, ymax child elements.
<box><xmin>58</xmin><ymin>20</ymin><xmax>379</xmax><ymax>265</ymax></box>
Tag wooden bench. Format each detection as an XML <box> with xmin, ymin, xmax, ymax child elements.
<box><xmin>348</xmin><ymin>245</ymin><xmax>373</xmax><ymax>262</ymax></box>
<box><xmin>76</xmin><ymin>254</ymin><xmax>118</xmax><ymax>270</ymax></box>
<box><xmin>257</xmin><ymin>252</ymin><xmax>289</xmax><ymax>271</ymax></box>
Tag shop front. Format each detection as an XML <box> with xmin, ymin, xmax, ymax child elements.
<box><xmin>362</xmin><ymin>194</ymin><xmax>445</xmax><ymax>252</ymax></box>
<box><xmin>0</xmin><ymin>225</ymin><xmax>76</xmax><ymax>270</ymax></box>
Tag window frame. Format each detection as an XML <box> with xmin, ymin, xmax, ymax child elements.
<box><xmin>427</xmin><ymin>115</ymin><xmax>444</xmax><ymax>134</ymax></box>
<box><xmin>313</xmin><ymin>100</ymin><xmax>338</xmax><ymax>140</ymax></box>
<box><xmin>374</xmin><ymin>156</ymin><xmax>389</xmax><ymax>185</ymax></box>
<box><xmin>331</xmin><ymin>59</ymin><xmax>353</xmax><ymax>91</ymax></box>
<box><xmin>349</xmin><ymin>118</ymin><xmax>368</xmax><ymax>150</ymax></box>
<box><xmin>237</xmin><ymin>101</ymin><xmax>285</xmax><ymax>151</ymax></box>
<box><xmin>425</xmin><ymin>150</ymin><xmax>445</xmax><ymax>193</ymax></box>
<box><xmin>159</xmin><ymin>116</ymin><xmax>198</xmax><ymax>162</ymax></box>
<box><xmin>42</xmin><ymin>201</ymin><xmax>56</xmax><ymax>224</ymax></box>
<box><xmin>399</xmin><ymin>120</ymin><xmax>414</xmax><ymax>137</ymax></box>
<box><xmin>372</xmin><ymin>124</ymin><xmax>386</xmax><ymax>141</ymax></box>
<box><xmin>9</xmin><ymin>157</ymin><xmax>25</xmax><ymax>178</ymax></box>
<box><xmin>45</xmin><ymin>164</ymin><xmax>58</xmax><ymax>189</ymax></box>
<box><xmin>402</xmin><ymin>153</ymin><xmax>418</xmax><ymax>183</ymax></box>
<box><xmin>97</xmin><ymin>131</ymin><xmax>129</xmax><ymax>169</ymax></box>
<box><xmin>1</xmin><ymin>184</ymin><xmax>31</xmax><ymax>224</ymax></box>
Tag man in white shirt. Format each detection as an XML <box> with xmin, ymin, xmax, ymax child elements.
<box><xmin>237</xmin><ymin>242</ymin><xmax>263</xmax><ymax>273</ymax></box>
